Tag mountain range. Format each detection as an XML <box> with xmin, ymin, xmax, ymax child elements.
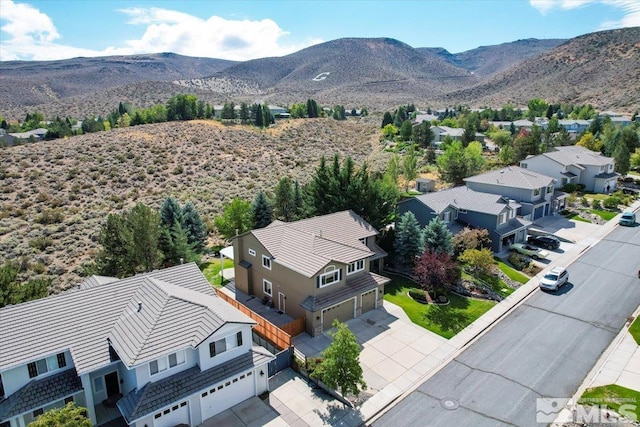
<box><xmin>0</xmin><ymin>27</ymin><xmax>638</xmax><ymax>120</ymax></box>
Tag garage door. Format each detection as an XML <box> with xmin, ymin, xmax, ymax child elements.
<box><xmin>152</xmin><ymin>400</ymin><xmax>188</xmax><ymax>427</ymax></box>
<box><xmin>322</xmin><ymin>299</ymin><xmax>355</xmax><ymax>331</ymax></box>
<box><xmin>201</xmin><ymin>370</ymin><xmax>255</xmax><ymax>421</ymax></box>
<box><xmin>361</xmin><ymin>289</ymin><xmax>377</xmax><ymax>313</ymax></box>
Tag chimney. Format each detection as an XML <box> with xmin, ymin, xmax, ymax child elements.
<box><xmin>137</xmin><ymin>301</ymin><xmax>143</xmax><ymax>312</ymax></box>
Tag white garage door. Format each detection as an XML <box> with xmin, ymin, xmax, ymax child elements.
<box><xmin>152</xmin><ymin>400</ymin><xmax>188</xmax><ymax>427</ymax></box>
<box><xmin>201</xmin><ymin>370</ymin><xmax>255</xmax><ymax>421</ymax></box>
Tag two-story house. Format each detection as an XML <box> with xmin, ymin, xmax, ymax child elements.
<box><xmin>0</xmin><ymin>263</ymin><xmax>274</xmax><ymax>427</ymax></box>
<box><xmin>464</xmin><ymin>166</ymin><xmax>562</xmax><ymax>220</ymax></box>
<box><xmin>430</xmin><ymin>126</ymin><xmax>485</xmax><ymax>145</ymax></box>
<box><xmin>520</xmin><ymin>145</ymin><xmax>618</xmax><ymax>193</ymax></box>
<box><xmin>397</xmin><ymin>186</ymin><xmax>532</xmax><ymax>252</ymax></box>
<box><xmin>232</xmin><ymin>210</ymin><xmax>389</xmax><ymax>337</ymax></box>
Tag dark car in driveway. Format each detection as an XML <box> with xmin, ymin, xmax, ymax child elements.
<box><xmin>527</xmin><ymin>235</ymin><xmax>560</xmax><ymax>250</ymax></box>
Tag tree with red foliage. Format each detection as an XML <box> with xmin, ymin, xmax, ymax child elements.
<box><xmin>413</xmin><ymin>250</ymin><xmax>461</xmax><ymax>298</ymax></box>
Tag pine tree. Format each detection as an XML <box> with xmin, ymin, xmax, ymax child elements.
<box><xmin>255</xmin><ymin>104</ymin><xmax>264</xmax><ymax>128</ymax></box>
<box><xmin>160</xmin><ymin>197</ymin><xmax>183</xmax><ymax>229</ymax></box>
<box><xmin>393</xmin><ymin>212</ymin><xmax>422</xmax><ymax>270</ymax></box>
<box><xmin>272</xmin><ymin>177</ymin><xmax>295</xmax><ymax>221</ymax></box>
<box><xmin>251</xmin><ymin>191</ymin><xmax>273</xmax><ymax>229</ymax></box>
<box><xmin>292</xmin><ymin>180</ymin><xmax>304</xmax><ymax>220</ymax></box>
<box><xmin>421</xmin><ymin>217</ymin><xmax>454</xmax><ymax>255</ymax></box>
<box><xmin>314</xmin><ymin>320</ymin><xmax>366</xmax><ymax>403</ymax></box>
<box><xmin>181</xmin><ymin>202</ymin><xmax>207</xmax><ymax>251</ymax></box>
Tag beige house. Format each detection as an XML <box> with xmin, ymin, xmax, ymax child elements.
<box><xmin>232</xmin><ymin>210</ymin><xmax>389</xmax><ymax>336</ymax></box>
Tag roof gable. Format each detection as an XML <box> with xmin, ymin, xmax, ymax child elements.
<box><xmin>406</xmin><ymin>186</ymin><xmax>513</xmax><ymax>215</ymax></box>
<box><xmin>464</xmin><ymin>166</ymin><xmax>555</xmax><ymax>189</ymax></box>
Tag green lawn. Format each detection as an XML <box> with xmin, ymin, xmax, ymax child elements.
<box><xmin>462</xmin><ymin>270</ymin><xmax>514</xmax><ymax>298</ymax></box>
<box><xmin>200</xmin><ymin>258</ymin><xmax>234</xmax><ymax>288</ymax></box>
<box><xmin>496</xmin><ymin>259</ymin><xmax>530</xmax><ymax>284</ymax></box>
<box><xmin>567</xmin><ymin>213</ymin><xmax>591</xmax><ymax>223</ymax></box>
<box><xmin>383</xmin><ymin>274</ymin><xmax>495</xmax><ymax>339</ymax></box>
<box><xmin>589</xmin><ymin>208</ymin><xmax>618</xmax><ymax>221</ymax></box>
<box><xmin>580</xmin><ymin>384</ymin><xmax>640</xmax><ymax>419</ymax></box>
<box><xmin>630</xmin><ymin>316</ymin><xmax>640</xmax><ymax>345</ymax></box>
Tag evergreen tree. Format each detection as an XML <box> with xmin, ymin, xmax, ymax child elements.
<box><xmin>162</xmin><ymin>222</ymin><xmax>198</xmax><ymax>266</ymax></box>
<box><xmin>272</xmin><ymin>176</ymin><xmax>296</xmax><ymax>221</ymax></box>
<box><xmin>124</xmin><ymin>203</ymin><xmax>163</xmax><ymax>274</ymax></box>
<box><xmin>381</xmin><ymin>112</ymin><xmax>394</xmax><ymax>128</ymax></box>
<box><xmin>181</xmin><ymin>202</ymin><xmax>207</xmax><ymax>251</ymax></box>
<box><xmin>306</xmin><ymin>99</ymin><xmax>319</xmax><ymax>118</ymax></box>
<box><xmin>386</xmin><ymin>154</ymin><xmax>400</xmax><ymax>185</ymax></box>
<box><xmin>393</xmin><ymin>212</ymin><xmax>422</xmax><ymax>270</ymax></box>
<box><xmin>239</xmin><ymin>102</ymin><xmax>250</xmax><ymax>124</ymax></box>
<box><xmin>314</xmin><ymin>320</ymin><xmax>366</xmax><ymax>403</ymax></box>
<box><xmin>251</xmin><ymin>191</ymin><xmax>273</xmax><ymax>229</ymax></box>
<box><xmin>0</xmin><ymin>262</ymin><xmax>49</xmax><ymax>308</ymax></box>
<box><xmin>160</xmin><ymin>197</ymin><xmax>183</xmax><ymax>229</ymax></box>
<box><xmin>421</xmin><ymin>217</ymin><xmax>454</xmax><ymax>255</ymax></box>
<box><xmin>292</xmin><ymin>180</ymin><xmax>304</xmax><ymax>220</ymax></box>
<box><xmin>613</xmin><ymin>141</ymin><xmax>630</xmax><ymax>175</ymax></box>
<box><xmin>306</xmin><ymin>156</ymin><xmax>333</xmax><ymax>216</ymax></box>
<box><xmin>95</xmin><ymin>214</ymin><xmax>129</xmax><ymax>277</ymax></box>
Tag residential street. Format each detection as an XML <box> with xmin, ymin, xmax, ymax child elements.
<box><xmin>373</xmin><ymin>223</ymin><xmax>640</xmax><ymax>426</ymax></box>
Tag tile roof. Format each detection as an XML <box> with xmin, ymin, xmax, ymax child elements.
<box><xmin>108</xmin><ymin>278</ymin><xmax>255</xmax><ymax>368</ymax></box>
<box><xmin>541</xmin><ymin>145</ymin><xmax>613</xmax><ymax>167</ymax></box>
<box><xmin>0</xmin><ymin>369</ymin><xmax>83</xmax><ymax>419</ymax></box>
<box><xmin>464</xmin><ymin>166</ymin><xmax>555</xmax><ymax>189</ymax></box>
<box><xmin>404</xmin><ymin>186</ymin><xmax>515</xmax><ymax>216</ymax></box>
<box><xmin>249</xmin><ymin>210</ymin><xmax>380</xmax><ymax>278</ymax></box>
<box><xmin>492</xmin><ymin>218</ymin><xmax>532</xmax><ymax>236</ymax></box>
<box><xmin>300</xmin><ymin>272</ymin><xmax>390</xmax><ymax>312</ymax></box>
<box><xmin>117</xmin><ymin>348</ymin><xmax>273</xmax><ymax>423</ymax></box>
<box><xmin>0</xmin><ymin>263</ymin><xmax>247</xmax><ymax>375</ymax></box>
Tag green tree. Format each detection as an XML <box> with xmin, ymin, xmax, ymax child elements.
<box><xmin>0</xmin><ymin>262</ymin><xmax>49</xmax><ymax>308</ymax></box>
<box><xmin>630</xmin><ymin>148</ymin><xmax>640</xmax><ymax>170</ymax></box>
<box><xmin>251</xmin><ymin>191</ymin><xmax>273</xmax><ymax>229</ymax></box>
<box><xmin>412</xmin><ymin>121</ymin><xmax>434</xmax><ymax>148</ymax></box>
<box><xmin>576</xmin><ymin>131</ymin><xmax>602</xmax><ymax>152</ymax></box>
<box><xmin>437</xmin><ymin>141</ymin><xmax>485</xmax><ymax>184</ymax></box>
<box><xmin>30</xmin><ymin>402</ymin><xmax>92</xmax><ymax>427</ymax></box>
<box><xmin>181</xmin><ymin>202</ymin><xmax>207</xmax><ymax>252</ymax></box>
<box><xmin>272</xmin><ymin>176</ymin><xmax>296</xmax><ymax>221</ymax></box>
<box><xmin>527</xmin><ymin>98</ymin><xmax>548</xmax><ymax>119</ymax></box>
<box><xmin>461</xmin><ymin>122</ymin><xmax>476</xmax><ymax>146</ymax></box>
<box><xmin>306</xmin><ymin>99</ymin><xmax>319</xmax><ymax>118</ymax></box>
<box><xmin>453</xmin><ymin>227</ymin><xmax>491</xmax><ymax>257</ymax></box>
<box><xmin>421</xmin><ymin>217</ymin><xmax>454</xmax><ymax>255</ymax></box>
<box><xmin>459</xmin><ymin>248</ymin><xmax>495</xmax><ymax>276</ymax></box>
<box><xmin>214</xmin><ymin>198</ymin><xmax>253</xmax><ymax>240</ymax></box>
<box><xmin>254</xmin><ymin>104</ymin><xmax>264</xmax><ymax>128</ymax></box>
<box><xmin>314</xmin><ymin>320</ymin><xmax>366</xmax><ymax>402</ymax></box>
<box><xmin>160</xmin><ymin>197</ymin><xmax>183</xmax><ymax>229</ymax></box>
<box><xmin>162</xmin><ymin>222</ymin><xmax>198</xmax><ymax>266</ymax></box>
<box><xmin>292</xmin><ymin>179</ymin><xmax>304</xmax><ymax>220</ymax></box>
<box><xmin>393</xmin><ymin>212</ymin><xmax>422</xmax><ymax>270</ymax></box>
<box><xmin>399</xmin><ymin>120</ymin><xmax>413</xmax><ymax>141</ymax></box>
<box><xmin>613</xmin><ymin>141</ymin><xmax>630</xmax><ymax>175</ymax></box>
<box><xmin>553</xmin><ymin>127</ymin><xmax>572</xmax><ymax>146</ymax></box>
<box><xmin>386</xmin><ymin>153</ymin><xmax>400</xmax><ymax>185</ymax></box>
<box><xmin>402</xmin><ymin>145</ymin><xmax>418</xmax><ymax>193</ymax></box>
<box><xmin>382</xmin><ymin>123</ymin><xmax>398</xmax><ymax>139</ymax></box>
<box><xmin>289</xmin><ymin>103</ymin><xmax>307</xmax><ymax>118</ymax></box>
<box><xmin>239</xmin><ymin>102</ymin><xmax>250</xmax><ymax>124</ymax></box>
<box><xmin>332</xmin><ymin>105</ymin><xmax>346</xmax><ymax>120</ymax></box>
<box><xmin>381</xmin><ymin>112</ymin><xmax>394</xmax><ymax>128</ymax></box>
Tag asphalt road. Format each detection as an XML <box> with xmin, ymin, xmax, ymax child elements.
<box><xmin>373</xmin><ymin>223</ymin><xmax>640</xmax><ymax>427</ymax></box>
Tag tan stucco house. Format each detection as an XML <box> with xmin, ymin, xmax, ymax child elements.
<box><xmin>232</xmin><ymin>210</ymin><xmax>389</xmax><ymax>337</ymax></box>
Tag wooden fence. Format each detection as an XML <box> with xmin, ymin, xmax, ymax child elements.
<box><xmin>280</xmin><ymin>316</ymin><xmax>306</xmax><ymax>337</ymax></box>
<box><xmin>217</xmin><ymin>291</ymin><xmax>303</xmax><ymax>350</ymax></box>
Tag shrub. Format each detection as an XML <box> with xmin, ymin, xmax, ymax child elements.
<box><xmin>35</xmin><ymin>209</ymin><xmax>64</xmax><ymax>224</ymax></box>
<box><xmin>591</xmin><ymin>199</ymin><xmax>602</xmax><ymax>209</ymax></box>
<box><xmin>581</xmin><ymin>197</ymin><xmax>588</xmax><ymax>206</ymax></box>
<box><xmin>576</xmin><ymin>183</ymin><xmax>585</xmax><ymax>191</ymax></box>
<box><xmin>409</xmin><ymin>289</ymin><xmax>428</xmax><ymax>303</ymax></box>
<box><xmin>602</xmin><ymin>196</ymin><xmax>619</xmax><ymax>210</ymax></box>
<box><xmin>29</xmin><ymin>236</ymin><xmax>53</xmax><ymax>252</ymax></box>
<box><xmin>508</xmin><ymin>252</ymin><xmax>528</xmax><ymax>270</ymax></box>
<box><xmin>562</xmin><ymin>183</ymin><xmax>578</xmax><ymax>193</ymax></box>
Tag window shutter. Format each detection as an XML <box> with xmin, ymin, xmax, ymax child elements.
<box><xmin>338</xmin><ymin>269</ymin><xmax>342</xmax><ymax>281</ymax></box>
<box><xmin>317</xmin><ymin>276</ymin><xmax>321</xmax><ymax>288</ymax></box>
<box><xmin>237</xmin><ymin>331</ymin><xmax>243</xmax><ymax>347</ymax></box>
<box><xmin>28</xmin><ymin>362</ymin><xmax>38</xmax><ymax>378</ymax></box>
<box><xmin>57</xmin><ymin>353</ymin><xmax>66</xmax><ymax>368</ymax></box>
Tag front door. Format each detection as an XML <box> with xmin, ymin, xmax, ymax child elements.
<box><xmin>104</xmin><ymin>371</ymin><xmax>119</xmax><ymax>397</ymax></box>
<box><xmin>278</xmin><ymin>292</ymin><xmax>286</xmax><ymax>313</ymax></box>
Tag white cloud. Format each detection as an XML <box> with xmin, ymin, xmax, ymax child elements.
<box><xmin>529</xmin><ymin>0</ymin><xmax>640</xmax><ymax>28</ymax></box>
<box><xmin>0</xmin><ymin>1</ymin><xmax>322</xmax><ymax>61</ymax></box>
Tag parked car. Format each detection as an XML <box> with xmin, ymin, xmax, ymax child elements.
<box><xmin>527</xmin><ymin>235</ymin><xmax>560</xmax><ymax>250</ymax></box>
<box><xmin>539</xmin><ymin>266</ymin><xmax>569</xmax><ymax>291</ymax></box>
<box><xmin>509</xmin><ymin>243</ymin><xmax>549</xmax><ymax>259</ymax></box>
<box><xmin>619</xmin><ymin>211</ymin><xmax>636</xmax><ymax>226</ymax></box>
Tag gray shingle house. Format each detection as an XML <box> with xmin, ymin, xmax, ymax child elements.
<box><xmin>233</xmin><ymin>210</ymin><xmax>389</xmax><ymax>337</ymax></box>
<box><xmin>464</xmin><ymin>166</ymin><xmax>565</xmax><ymax>220</ymax></box>
<box><xmin>520</xmin><ymin>145</ymin><xmax>618</xmax><ymax>193</ymax></box>
<box><xmin>0</xmin><ymin>263</ymin><xmax>273</xmax><ymax>427</ymax></box>
<box><xmin>397</xmin><ymin>186</ymin><xmax>532</xmax><ymax>252</ymax></box>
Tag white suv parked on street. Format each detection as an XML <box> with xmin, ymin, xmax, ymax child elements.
<box><xmin>539</xmin><ymin>267</ymin><xmax>569</xmax><ymax>291</ymax></box>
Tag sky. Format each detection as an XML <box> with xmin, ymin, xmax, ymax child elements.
<box><xmin>0</xmin><ymin>0</ymin><xmax>639</xmax><ymax>62</ymax></box>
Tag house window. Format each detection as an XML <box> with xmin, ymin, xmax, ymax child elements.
<box><xmin>236</xmin><ymin>331</ymin><xmax>243</xmax><ymax>347</ymax></box>
<box><xmin>149</xmin><ymin>350</ymin><xmax>185</xmax><ymax>375</ymax></box>
<box><xmin>248</xmin><ymin>248</ymin><xmax>256</xmax><ymax>256</ymax></box>
<box><xmin>533</xmin><ymin>188</ymin><xmax>540</xmax><ymax>196</ymax></box>
<box><xmin>93</xmin><ymin>376</ymin><xmax>104</xmax><ymax>393</ymax></box>
<box><xmin>263</xmin><ymin>279</ymin><xmax>272</xmax><ymax>296</ymax></box>
<box><xmin>521</xmin><ymin>163</ymin><xmax>527</xmax><ymax>169</ymax></box>
<box><xmin>64</xmin><ymin>396</ymin><xmax>74</xmax><ymax>404</ymax></box>
<box><xmin>33</xmin><ymin>408</ymin><xmax>44</xmax><ymax>418</ymax></box>
<box><xmin>548</xmin><ymin>184</ymin><xmax>554</xmax><ymax>193</ymax></box>
<box><xmin>443</xmin><ymin>211</ymin><xmax>451</xmax><ymax>223</ymax></box>
<box><xmin>262</xmin><ymin>255</ymin><xmax>272</xmax><ymax>270</ymax></box>
<box><xmin>209</xmin><ymin>338</ymin><xmax>227</xmax><ymax>358</ymax></box>
<box><xmin>27</xmin><ymin>352</ymin><xmax>66</xmax><ymax>378</ymax></box>
<box><xmin>318</xmin><ymin>269</ymin><xmax>341</xmax><ymax>288</ymax></box>
<box><xmin>499</xmin><ymin>213</ymin><xmax>507</xmax><ymax>224</ymax></box>
<box><xmin>347</xmin><ymin>260</ymin><xmax>365</xmax><ymax>275</ymax></box>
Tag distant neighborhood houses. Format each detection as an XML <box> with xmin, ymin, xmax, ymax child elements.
<box><xmin>0</xmin><ymin>128</ymin><xmax>48</xmax><ymax>146</ymax></box>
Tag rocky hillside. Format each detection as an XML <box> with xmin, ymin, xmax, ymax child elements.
<box><xmin>0</xmin><ymin>118</ymin><xmax>387</xmax><ymax>290</ymax></box>
<box><xmin>440</xmin><ymin>27</ymin><xmax>640</xmax><ymax>110</ymax></box>
<box><xmin>0</xmin><ymin>53</ymin><xmax>234</xmax><ymax>110</ymax></box>
<box><xmin>419</xmin><ymin>38</ymin><xmax>566</xmax><ymax>78</ymax></box>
